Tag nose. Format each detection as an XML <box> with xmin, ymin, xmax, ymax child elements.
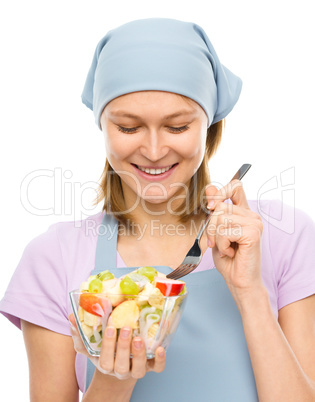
<box><xmin>139</xmin><ymin>129</ymin><xmax>169</xmax><ymax>162</ymax></box>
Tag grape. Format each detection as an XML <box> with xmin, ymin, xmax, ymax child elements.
<box><xmin>97</xmin><ymin>270</ymin><xmax>114</xmax><ymax>281</ymax></box>
<box><xmin>137</xmin><ymin>266</ymin><xmax>158</xmax><ymax>282</ymax></box>
<box><xmin>101</xmin><ymin>272</ymin><xmax>114</xmax><ymax>281</ymax></box>
<box><xmin>120</xmin><ymin>277</ymin><xmax>139</xmax><ymax>295</ymax></box>
<box><xmin>88</xmin><ymin>278</ymin><xmax>103</xmax><ymax>293</ymax></box>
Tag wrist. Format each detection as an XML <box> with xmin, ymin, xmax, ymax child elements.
<box><xmin>83</xmin><ymin>369</ymin><xmax>137</xmax><ymax>402</ymax></box>
<box><xmin>231</xmin><ymin>283</ymin><xmax>270</xmax><ymax>317</ymax></box>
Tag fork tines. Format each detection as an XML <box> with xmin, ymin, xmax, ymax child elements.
<box><xmin>167</xmin><ymin>264</ymin><xmax>195</xmax><ymax>280</ymax></box>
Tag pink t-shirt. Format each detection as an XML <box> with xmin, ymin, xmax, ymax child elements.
<box><xmin>1</xmin><ymin>200</ymin><xmax>315</xmax><ymax>392</ymax></box>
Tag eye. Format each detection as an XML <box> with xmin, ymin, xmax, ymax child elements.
<box><xmin>168</xmin><ymin>125</ymin><xmax>190</xmax><ymax>133</ymax></box>
<box><xmin>117</xmin><ymin>125</ymin><xmax>190</xmax><ymax>133</ymax></box>
<box><xmin>117</xmin><ymin>126</ymin><xmax>139</xmax><ymax>133</ymax></box>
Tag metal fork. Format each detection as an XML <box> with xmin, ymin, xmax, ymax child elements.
<box><xmin>166</xmin><ymin>164</ymin><xmax>252</xmax><ymax>280</ymax></box>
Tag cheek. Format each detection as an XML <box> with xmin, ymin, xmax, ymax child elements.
<box><xmin>104</xmin><ymin>134</ymin><xmax>135</xmax><ymax>162</ymax></box>
<box><xmin>177</xmin><ymin>132</ymin><xmax>206</xmax><ymax>162</ymax></box>
<box><xmin>189</xmin><ymin>146</ymin><xmax>206</xmax><ymax>172</ymax></box>
<box><xmin>103</xmin><ymin>122</ymin><xmax>130</xmax><ymax>162</ymax></box>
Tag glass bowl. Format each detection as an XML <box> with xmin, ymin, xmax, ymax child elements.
<box><xmin>69</xmin><ymin>289</ymin><xmax>188</xmax><ymax>358</ymax></box>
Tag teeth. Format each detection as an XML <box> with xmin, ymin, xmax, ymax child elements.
<box><xmin>137</xmin><ymin>165</ymin><xmax>173</xmax><ymax>175</ymax></box>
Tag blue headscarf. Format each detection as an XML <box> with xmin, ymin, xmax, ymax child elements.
<box><xmin>82</xmin><ymin>18</ymin><xmax>242</xmax><ymax>129</ymax></box>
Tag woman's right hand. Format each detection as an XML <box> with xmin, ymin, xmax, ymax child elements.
<box><xmin>68</xmin><ymin>313</ymin><xmax>166</xmax><ymax>380</ymax></box>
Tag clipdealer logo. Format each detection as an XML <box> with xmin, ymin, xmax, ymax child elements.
<box><xmin>20</xmin><ymin>167</ymin><xmax>99</xmax><ymax>222</ymax></box>
<box><xmin>19</xmin><ymin>166</ymin><xmax>296</xmax><ymax>234</ymax></box>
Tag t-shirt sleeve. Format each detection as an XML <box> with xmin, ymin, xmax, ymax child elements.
<box><xmin>268</xmin><ymin>200</ymin><xmax>315</xmax><ymax>310</ymax></box>
<box><xmin>0</xmin><ymin>223</ymin><xmax>71</xmax><ymax>336</ymax></box>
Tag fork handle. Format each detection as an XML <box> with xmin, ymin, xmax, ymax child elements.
<box><xmin>196</xmin><ymin>164</ymin><xmax>251</xmax><ymax>241</ymax></box>
<box><xmin>230</xmin><ymin>163</ymin><xmax>251</xmax><ymax>182</ymax></box>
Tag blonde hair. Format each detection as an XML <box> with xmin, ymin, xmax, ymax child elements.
<box><xmin>94</xmin><ymin>119</ymin><xmax>224</xmax><ymax>224</ymax></box>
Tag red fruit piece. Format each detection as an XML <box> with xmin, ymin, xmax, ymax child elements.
<box><xmin>155</xmin><ymin>278</ymin><xmax>185</xmax><ymax>297</ymax></box>
<box><xmin>79</xmin><ymin>293</ymin><xmax>112</xmax><ymax>317</ymax></box>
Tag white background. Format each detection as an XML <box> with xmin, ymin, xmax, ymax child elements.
<box><xmin>0</xmin><ymin>0</ymin><xmax>314</xmax><ymax>400</ymax></box>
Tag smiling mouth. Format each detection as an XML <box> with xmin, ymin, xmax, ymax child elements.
<box><xmin>133</xmin><ymin>163</ymin><xmax>177</xmax><ymax>175</ymax></box>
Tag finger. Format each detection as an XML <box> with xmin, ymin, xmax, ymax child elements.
<box><xmin>229</xmin><ymin>180</ymin><xmax>250</xmax><ymax>209</ymax></box>
<box><xmin>215</xmin><ymin>202</ymin><xmax>258</xmax><ymax>218</ymax></box>
<box><xmin>68</xmin><ymin>313</ymin><xmax>77</xmax><ymax>333</ymax></box>
<box><xmin>207</xmin><ymin>205</ymin><xmax>259</xmax><ymax>250</ymax></box>
<box><xmin>214</xmin><ymin>223</ymin><xmax>262</xmax><ymax>259</ymax></box>
<box><xmin>206</xmin><ymin>182</ymin><xmax>250</xmax><ymax>249</ymax></box>
<box><xmin>214</xmin><ymin>228</ymin><xmax>238</xmax><ymax>259</ymax></box>
<box><xmin>214</xmin><ymin>207</ymin><xmax>263</xmax><ymax>238</ymax></box>
<box><xmin>131</xmin><ymin>337</ymin><xmax>147</xmax><ymax>379</ymax></box>
<box><xmin>147</xmin><ymin>347</ymin><xmax>166</xmax><ymax>373</ymax></box>
<box><xmin>99</xmin><ymin>326</ymin><xmax>117</xmax><ymax>374</ymax></box>
<box><xmin>68</xmin><ymin>313</ymin><xmax>88</xmax><ymax>355</ymax></box>
<box><xmin>206</xmin><ymin>208</ymin><xmax>223</xmax><ymax>248</ymax></box>
<box><xmin>207</xmin><ymin>180</ymin><xmax>249</xmax><ymax>210</ymax></box>
<box><xmin>114</xmin><ymin>327</ymin><xmax>132</xmax><ymax>377</ymax></box>
<box><xmin>216</xmin><ymin>211</ymin><xmax>260</xmax><ymax>231</ymax></box>
<box><xmin>205</xmin><ymin>185</ymin><xmax>220</xmax><ymax>210</ymax></box>
<box><xmin>206</xmin><ymin>203</ymin><xmax>240</xmax><ymax>249</ymax></box>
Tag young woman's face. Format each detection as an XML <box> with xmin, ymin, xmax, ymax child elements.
<box><xmin>100</xmin><ymin>91</ymin><xmax>208</xmax><ymax>208</ymax></box>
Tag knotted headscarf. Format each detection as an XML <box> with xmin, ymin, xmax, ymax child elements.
<box><xmin>82</xmin><ymin>18</ymin><xmax>242</xmax><ymax>129</ymax></box>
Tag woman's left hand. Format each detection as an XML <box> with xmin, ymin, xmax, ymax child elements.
<box><xmin>205</xmin><ymin>180</ymin><xmax>265</xmax><ymax>303</ymax></box>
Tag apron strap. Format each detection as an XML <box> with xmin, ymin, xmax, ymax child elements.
<box><xmin>93</xmin><ymin>213</ymin><xmax>118</xmax><ymax>274</ymax></box>
<box><xmin>86</xmin><ymin>213</ymin><xmax>118</xmax><ymax>391</ymax></box>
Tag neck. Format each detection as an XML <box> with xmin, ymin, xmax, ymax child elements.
<box><xmin>119</xmin><ymin>186</ymin><xmax>206</xmax><ymax>241</ymax></box>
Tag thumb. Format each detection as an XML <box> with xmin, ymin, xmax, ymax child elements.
<box><xmin>68</xmin><ymin>313</ymin><xmax>78</xmax><ymax>331</ymax></box>
<box><xmin>205</xmin><ymin>185</ymin><xmax>220</xmax><ymax>209</ymax></box>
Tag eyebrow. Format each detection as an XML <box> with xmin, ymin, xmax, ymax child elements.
<box><xmin>108</xmin><ymin>109</ymin><xmax>196</xmax><ymax>120</ymax></box>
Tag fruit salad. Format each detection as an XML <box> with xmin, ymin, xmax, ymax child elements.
<box><xmin>71</xmin><ymin>267</ymin><xmax>187</xmax><ymax>357</ymax></box>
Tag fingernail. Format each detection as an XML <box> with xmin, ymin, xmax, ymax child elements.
<box><xmin>219</xmin><ymin>251</ymin><xmax>225</xmax><ymax>258</ymax></box>
<box><xmin>120</xmin><ymin>327</ymin><xmax>130</xmax><ymax>339</ymax></box>
<box><xmin>133</xmin><ymin>338</ymin><xmax>142</xmax><ymax>349</ymax></box>
<box><xmin>207</xmin><ymin>200</ymin><xmax>215</xmax><ymax>210</ymax></box>
<box><xmin>207</xmin><ymin>239</ymin><xmax>212</xmax><ymax>248</ymax></box>
<box><xmin>157</xmin><ymin>348</ymin><xmax>165</xmax><ymax>358</ymax></box>
<box><xmin>69</xmin><ymin>321</ymin><xmax>76</xmax><ymax>331</ymax></box>
<box><xmin>105</xmin><ymin>327</ymin><xmax>115</xmax><ymax>337</ymax></box>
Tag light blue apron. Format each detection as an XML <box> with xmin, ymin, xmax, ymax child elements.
<box><xmin>85</xmin><ymin>214</ymin><xmax>258</xmax><ymax>401</ymax></box>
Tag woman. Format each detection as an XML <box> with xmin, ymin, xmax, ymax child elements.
<box><xmin>1</xmin><ymin>18</ymin><xmax>315</xmax><ymax>401</ymax></box>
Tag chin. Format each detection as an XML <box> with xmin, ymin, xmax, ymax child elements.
<box><xmin>138</xmin><ymin>188</ymin><xmax>175</xmax><ymax>204</ymax></box>
<box><xmin>141</xmin><ymin>195</ymin><xmax>169</xmax><ymax>204</ymax></box>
